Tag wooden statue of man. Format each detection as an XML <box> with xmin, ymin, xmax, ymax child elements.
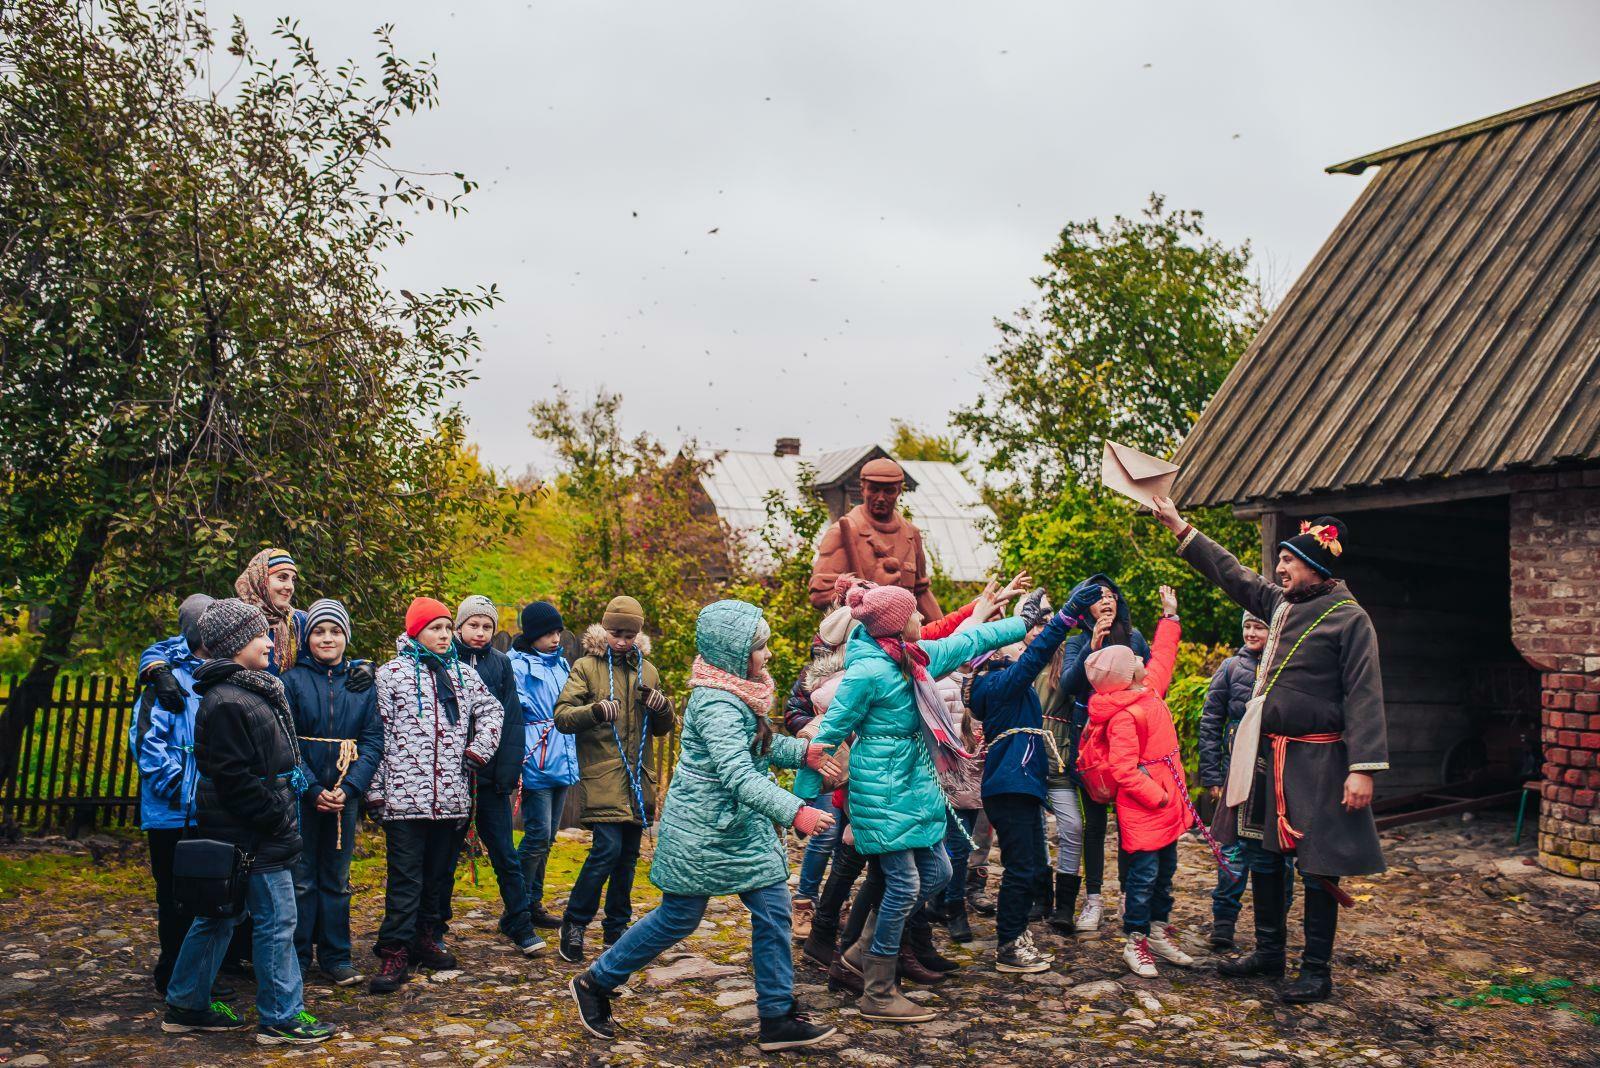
<box><xmin>808</xmin><ymin>458</ymin><xmax>942</xmax><ymax>620</ymax></box>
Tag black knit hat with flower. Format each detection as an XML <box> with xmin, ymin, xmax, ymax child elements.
<box><xmin>1280</xmin><ymin>516</ymin><xmax>1347</xmax><ymax>578</ymax></box>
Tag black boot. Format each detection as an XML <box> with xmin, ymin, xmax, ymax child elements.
<box><xmin>1027</xmin><ymin>869</ymin><xmax>1053</xmax><ymax>923</ymax></box>
<box><xmin>1209</xmin><ymin>918</ymin><xmax>1237</xmax><ymax>950</ymax></box>
<box><xmin>1049</xmin><ymin>873</ymin><xmax>1080</xmax><ymax>933</ymax></box>
<box><xmin>967</xmin><ymin>867</ymin><xmax>995</xmax><ymax>916</ymax></box>
<box><xmin>1218</xmin><ymin>866</ymin><xmax>1287</xmax><ymax>979</ymax></box>
<box><xmin>1281</xmin><ymin>879</ymin><xmax>1337</xmax><ymax>1004</ymax></box>
<box><xmin>907</xmin><ymin>908</ymin><xmax>958</xmax><ymax>973</ymax></box>
<box><xmin>801</xmin><ymin>913</ymin><xmax>840</xmax><ymax>969</ymax></box>
<box><xmin>945</xmin><ymin>901</ymin><xmax>973</xmax><ymax>944</ymax></box>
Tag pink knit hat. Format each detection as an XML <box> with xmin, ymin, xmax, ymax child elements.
<box><xmin>848</xmin><ymin>583</ymin><xmax>917</xmax><ymax>639</ymax></box>
<box><xmin>1084</xmin><ymin>645</ymin><xmax>1141</xmax><ymax>693</ymax></box>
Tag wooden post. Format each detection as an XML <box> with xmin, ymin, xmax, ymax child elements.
<box><xmin>1260</xmin><ymin>510</ymin><xmax>1286</xmax><ymax>576</ymax></box>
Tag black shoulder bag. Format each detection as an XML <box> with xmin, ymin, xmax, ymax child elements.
<box><xmin>171</xmin><ymin>751</ymin><xmax>256</xmax><ymax>919</ymax></box>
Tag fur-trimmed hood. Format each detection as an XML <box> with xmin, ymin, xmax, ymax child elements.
<box><xmin>581</xmin><ymin>623</ymin><xmax>653</xmax><ymax>659</ymax></box>
<box><xmin>802</xmin><ymin>646</ymin><xmax>846</xmax><ymax>691</ymax></box>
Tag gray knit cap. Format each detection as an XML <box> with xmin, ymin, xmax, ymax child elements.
<box><xmin>455</xmin><ymin>594</ymin><xmax>498</xmax><ymax>631</ymax></box>
<box><xmin>1242</xmin><ymin>610</ymin><xmax>1266</xmax><ymax>627</ymax></box>
<box><xmin>198</xmin><ymin>597</ymin><xmax>270</xmax><ymax>660</ymax></box>
<box><xmin>178</xmin><ymin>594</ymin><xmax>216</xmax><ymax>652</ymax></box>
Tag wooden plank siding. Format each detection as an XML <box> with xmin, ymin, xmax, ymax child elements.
<box><xmin>1174</xmin><ymin>86</ymin><xmax>1600</xmax><ymax>513</ymax></box>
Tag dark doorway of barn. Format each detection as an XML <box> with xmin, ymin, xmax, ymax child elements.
<box><xmin>1328</xmin><ymin>497</ymin><xmax>1542</xmax><ymax>822</ymax></box>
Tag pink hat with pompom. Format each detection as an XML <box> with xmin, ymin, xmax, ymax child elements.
<box><xmin>848</xmin><ymin>583</ymin><xmax>917</xmax><ymax>639</ymax></box>
<box><xmin>1084</xmin><ymin>645</ymin><xmax>1140</xmax><ymax>693</ymax></box>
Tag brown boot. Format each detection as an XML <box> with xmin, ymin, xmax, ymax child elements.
<box><xmin>827</xmin><ymin>954</ymin><xmax>864</xmax><ymax>996</ymax></box>
<box><xmin>897</xmin><ymin>943</ymin><xmax>945</xmax><ymax>985</ymax></box>
<box><xmin>859</xmin><ymin>951</ymin><xmax>937</xmax><ymax>1023</ymax></box>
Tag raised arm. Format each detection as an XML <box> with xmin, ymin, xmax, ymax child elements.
<box><xmin>984</xmin><ymin>613</ymin><xmax>1073</xmax><ymax>703</ymax></box>
<box><xmin>923</xmin><ymin>617</ymin><xmax>1028</xmax><ymax>679</ymax></box>
<box><xmin>1143</xmin><ymin>617</ymin><xmax>1182</xmax><ymax>699</ymax></box>
<box><xmin>1151</xmin><ymin>495</ymin><xmax>1280</xmax><ymax>621</ymax></box>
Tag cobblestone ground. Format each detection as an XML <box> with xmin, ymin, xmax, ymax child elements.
<box><xmin>0</xmin><ymin>811</ymin><xmax>1597</xmax><ymax>1067</ymax></box>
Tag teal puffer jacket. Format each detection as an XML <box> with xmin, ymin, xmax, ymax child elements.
<box><xmin>794</xmin><ymin>617</ymin><xmax>1027</xmax><ymax>855</ymax></box>
<box><xmin>649</xmin><ymin>600</ymin><xmax>810</xmax><ymax>897</ymax></box>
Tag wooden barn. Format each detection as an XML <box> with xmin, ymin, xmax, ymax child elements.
<box><xmin>1172</xmin><ymin>82</ymin><xmax>1600</xmax><ymax>880</ymax></box>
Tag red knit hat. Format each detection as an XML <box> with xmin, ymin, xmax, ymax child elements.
<box><xmin>404</xmin><ymin>597</ymin><xmax>451</xmax><ymax>638</ymax></box>
<box><xmin>847</xmin><ymin>583</ymin><xmax>917</xmax><ymax>639</ymax></box>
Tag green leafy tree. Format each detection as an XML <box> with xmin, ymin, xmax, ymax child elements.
<box><xmin>0</xmin><ymin>1</ymin><xmax>508</xmax><ymax>775</ymax></box>
<box><xmin>888</xmin><ymin>420</ymin><xmax>970</xmax><ymax>468</ymax></box>
<box><xmin>956</xmin><ymin>196</ymin><xmax>1264</xmax><ymax>646</ymax></box>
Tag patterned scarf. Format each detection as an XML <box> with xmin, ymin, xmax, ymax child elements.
<box><xmin>689</xmin><ymin>656</ymin><xmax>774</xmax><ymax>715</ymax></box>
<box><xmin>236</xmin><ymin>548</ymin><xmax>298</xmax><ymax>671</ymax></box>
<box><xmin>1284</xmin><ymin>578</ymin><xmax>1340</xmax><ymax>604</ymax></box>
<box><xmin>226</xmin><ymin>666</ymin><xmax>307</xmax><ymax>787</ymax></box>
<box><xmin>875</xmin><ymin>637</ymin><xmax>978</xmax><ymax>773</ymax></box>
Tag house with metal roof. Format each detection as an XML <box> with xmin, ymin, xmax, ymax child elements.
<box><xmin>698</xmin><ymin>439</ymin><xmax>998</xmax><ymax>582</ymax></box>
<box><xmin>1173</xmin><ymin>81</ymin><xmax>1600</xmax><ymax>880</ymax></box>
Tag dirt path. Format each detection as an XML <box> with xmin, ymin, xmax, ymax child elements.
<box><xmin>0</xmin><ymin>812</ymin><xmax>1595</xmax><ymax>1067</ymax></box>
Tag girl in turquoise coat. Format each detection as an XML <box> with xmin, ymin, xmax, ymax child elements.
<box><xmin>792</xmin><ymin>583</ymin><xmax>1025</xmax><ymax>1023</ymax></box>
<box><xmin>569</xmin><ymin>600</ymin><xmax>840</xmax><ymax>1053</ymax></box>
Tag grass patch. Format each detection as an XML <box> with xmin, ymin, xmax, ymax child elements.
<box><xmin>0</xmin><ymin>849</ymin><xmax>150</xmax><ymax>901</ymax></box>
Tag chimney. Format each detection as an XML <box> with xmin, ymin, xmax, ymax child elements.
<box><xmin>774</xmin><ymin>437</ymin><xmax>801</xmax><ymax>457</ymax></box>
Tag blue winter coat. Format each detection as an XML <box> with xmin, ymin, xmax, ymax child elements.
<box><xmin>794</xmin><ymin>618</ymin><xmax>1027</xmax><ymax>855</ymax></box>
<box><xmin>1048</xmin><ymin>574</ymin><xmax>1151</xmax><ymax>790</ymax></box>
<box><xmin>1197</xmin><ymin>645</ymin><xmax>1262</xmax><ymax>788</ymax></box>
<box><xmin>281</xmin><ymin>655</ymin><xmax>385</xmax><ymax>799</ymax></box>
<box><xmin>131</xmin><ymin>635</ymin><xmax>204</xmax><ymax>830</ymax></box>
<box><xmin>510</xmin><ymin>646</ymin><xmax>579</xmax><ymax>790</ymax></box>
<box><xmin>972</xmin><ymin>613</ymin><xmax>1073</xmax><ymax>803</ymax></box>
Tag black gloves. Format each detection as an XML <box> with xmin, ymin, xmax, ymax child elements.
<box><xmin>145</xmin><ymin>663</ymin><xmax>186</xmax><ymax>714</ymax></box>
<box><xmin>346</xmin><ymin>661</ymin><xmax>375</xmax><ymax>693</ymax></box>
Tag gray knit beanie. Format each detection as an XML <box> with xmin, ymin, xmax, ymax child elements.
<box><xmin>199</xmin><ymin>597</ymin><xmax>270</xmax><ymax>660</ymax></box>
<box><xmin>456</xmin><ymin>594</ymin><xmax>498</xmax><ymax>632</ymax></box>
<box><xmin>1242</xmin><ymin>610</ymin><xmax>1266</xmax><ymax>627</ymax></box>
<box><xmin>178</xmin><ymin>594</ymin><xmax>216</xmax><ymax>652</ymax></box>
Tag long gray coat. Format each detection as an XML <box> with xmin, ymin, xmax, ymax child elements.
<box><xmin>1179</xmin><ymin>530</ymin><xmax>1389</xmax><ymax>878</ymax></box>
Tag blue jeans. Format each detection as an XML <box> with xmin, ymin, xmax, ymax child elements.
<box><xmin>167</xmin><ymin>867</ymin><xmax>303</xmax><ymax>1027</ymax></box>
<box><xmin>518</xmin><ymin>784</ymin><xmax>569</xmax><ymax>907</ymax></box>
<box><xmin>1218</xmin><ymin>838</ymin><xmax>1297</xmax><ymax>921</ymax></box>
<box><xmin>942</xmin><ymin>809</ymin><xmax>979</xmax><ymax>906</ymax></box>
<box><xmin>795</xmin><ymin>791</ymin><xmax>841</xmax><ymax>900</ymax></box>
<box><xmin>294</xmin><ymin>801</ymin><xmax>358</xmax><ymax>970</ymax></box>
<box><xmin>474</xmin><ymin>784</ymin><xmax>534</xmax><ymax>940</ymax></box>
<box><xmin>1123</xmin><ymin>842</ymin><xmax>1178</xmax><ymax>935</ymax></box>
<box><xmin>589</xmin><ymin>881</ymin><xmax>795</xmax><ymax>1019</ymax></box>
<box><xmin>870</xmin><ymin>846</ymin><xmax>951</xmax><ymax>956</ymax></box>
<box><xmin>564</xmin><ymin>822</ymin><xmax>644</xmax><ymax>940</ymax></box>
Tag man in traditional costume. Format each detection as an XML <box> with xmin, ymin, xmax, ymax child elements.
<box><xmin>1151</xmin><ymin>497</ymin><xmax>1387</xmax><ymax>1004</ymax></box>
<box><xmin>808</xmin><ymin>458</ymin><xmax>942</xmax><ymax>620</ymax></box>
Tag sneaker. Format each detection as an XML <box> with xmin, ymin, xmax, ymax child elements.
<box><xmin>995</xmin><ymin>937</ymin><xmax>1051</xmax><ymax>974</ymax></box>
<box><xmin>1018</xmin><ymin>929</ymin><xmax>1055</xmax><ymax>963</ymax></box>
<box><xmin>602</xmin><ymin>925</ymin><xmax>627</xmax><ymax>948</ymax></box>
<box><xmin>568</xmin><ymin>971</ymin><xmax>615</xmax><ymax>1040</ymax></box>
<box><xmin>792</xmin><ymin>897</ymin><xmax>815</xmax><ymax>941</ymax></box>
<box><xmin>321</xmin><ymin>963</ymin><xmax>364</xmax><ymax>987</ymax></box>
<box><xmin>1075</xmin><ymin>895</ymin><xmax>1104</xmax><ymax>934</ymax></box>
<box><xmin>1146</xmin><ymin>924</ymin><xmax>1195</xmax><ymax>967</ymax></box>
<box><xmin>515</xmin><ymin>932</ymin><xmax>548</xmax><ymax>957</ymax></box>
<box><xmin>368</xmin><ymin>946</ymin><xmax>410</xmax><ymax>995</ymax></box>
<box><xmin>558</xmin><ymin>922</ymin><xmax>585</xmax><ymax>964</ymax></box>
<box><xmin>1123</xmin><ymin>934</ymin><xmax>1158</xmax><ymax>978</ymax></box>
<box><xmin>256</xmin><ymin>1010</ymin><xmax>335</xmax><ymax>1046</ymax></box>
<box><xmin>413</xmin><ymin>932</ymin><xmax>457</xmax><ymax>972</ymax></box>
<box><xmin>528</xmin><ymin>904</ymin><xmax>562</xmax><ymax>930</ymax></box>
<box><xmin>757</xmin><ymin>1006</ymin><xmax>837</xmax><ymax>1051</ymax></box>
<box><xmin>162</xmin><ymin>1001</ymin><xmax>247</xmax><ymax>1033</ymax></box>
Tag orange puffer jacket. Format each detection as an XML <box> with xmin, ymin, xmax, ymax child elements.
<box><xmin>1085</xmin><ymin>618</ymin><xmax>1189</xmax><ymax>853</ymax></box>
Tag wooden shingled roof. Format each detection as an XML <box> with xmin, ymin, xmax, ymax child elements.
<box><xmin>1174</xmin><ymin>81</ymin><xmax>1600</xmax><ymax>512</ymax></box>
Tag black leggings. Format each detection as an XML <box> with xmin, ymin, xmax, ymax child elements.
<box><xmin>841</xmin><ymin>858</ymin><xmax>885</xmax><ymax>948</ymax></box>
<box><xmin>816</xmin><ymin>833</ymin><xmax>869</xmax><ymax>933</ymax></box>
<box><xmin>1083</xmin><ymin>796</ymin><xmax>1110</xmax><ymax>894</ymax></box>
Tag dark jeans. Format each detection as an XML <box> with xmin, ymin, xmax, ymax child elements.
<box><xmin>942</xmin><ymin>809</ymin><xmax>979</xmax><ymax>906</ymax></box>
<box><xmin>1123</xmin><ymin>842</ymin><xmax>1178</xmax><ymax>935</ymax></box>
<box><xmin>1083</xmin><ymin>795</ymin><xmax>1110</xmax><ymax>893</ymax></box>
<box><xmin>816</xmin><ymin>829</ymin><xmax>868</xmax><ymax>930</ymax></box>
<box><xmin>518</xmin><ymin>784</ymin><xmax>569</xmax><ymax>908</ymax></box>
<box><xmin>1215</xmin><ymin>840</ymin><xmax>1296</xmax><ymax>923</ymax></box>
<box><xmin>473</xmin><ymin>784</ymin><xmax>534</xmax><ymax>940</ymax></box>
<box><xmin>294</xmin><ymin>800</ymin><xmax>358</xmax><ymax>970</ymax></box>
<box><xmin>146</xmin><ymin>828</ymin><xmax>188</xmax><ymax>994</ymax></box>
<box><xmin>376</xmin><ymin>819</ymin><xmax>461</xmax><ymax>952</ymax></box>
<box><xmin>984</xmin><ymin>792</ymin><xmax>1047</xmax><ymax>944</ymax></box>
<box><xmin>563</xmin><ymin>821</ymin><xmax>643</xmax><ymax>940</ymax></box>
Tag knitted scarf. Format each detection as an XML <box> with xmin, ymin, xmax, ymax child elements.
<box><xmin>401</xmin><ymin>638</ymin><xmax>464</xmax><ymax>723</ymax></box>
<box><xmin>875</xmin><ymin>637</ymin><xmax>978</xmax><ymax>774</ymax></box>
<box><xmin>236</xmin><ymin>549</ymin><xmax>298</xmax><ymax>671</ymax></box>
<box><xmin>688</xmin><ymin>656</ymin><xmax>774</xmax><ymax>716</ymax></box>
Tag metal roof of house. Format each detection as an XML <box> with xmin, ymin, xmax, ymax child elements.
<box><xmin>1174</xmin><ymin>81</ymin><xmax>1600</xmax><ymax>511</ymax></box>
<box><xmin>699</xmin><ymin>448</ymin><xmax>997</xmax><ymax>582</ymax></box>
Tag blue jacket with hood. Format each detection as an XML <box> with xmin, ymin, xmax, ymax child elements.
<box><xmin>131</xmin><ymin>635</ymin><xmax>205</xmax><ymax>831</ymax></box>
<box><xmin>1047</xmin><ymin>573</ymin><xmax>1151</xmax><ymax>790</ymax></box>
<box><xmin>509</xmin><ymin>641</ymin><xmax>579</xmax><ymax>790</ymax></box>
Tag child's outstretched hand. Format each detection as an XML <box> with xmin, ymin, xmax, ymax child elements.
<box><xmin>994</xmin><ymin>571</ymin><xmax>1032</xmax><ymax>605</ymax></box>
<box><xmin>792</xmin><ymin>806</ymin><xmax>836</xmax><ymax>837</ymax></box>
<box><xmin>804</xmin><ymin>742</ymin><xmax>843</xmax><ymax>781</ymax></box>
<box><xmin>1159</xmin><ymin>585</ymin><xmax>1179</xmax><ymax>617</ymax></box>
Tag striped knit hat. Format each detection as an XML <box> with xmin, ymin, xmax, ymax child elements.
<box><xmin>301</xmin><ymin>598</ymin><xmax>352</xmax><ymax>645</ymax></box>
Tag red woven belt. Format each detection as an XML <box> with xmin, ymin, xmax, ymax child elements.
<box><xmin>1267</xmin><ymin>732</ymin><xmax>1343</xmax><ymax>849</ymax></box>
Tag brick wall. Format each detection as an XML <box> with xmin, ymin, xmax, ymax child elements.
<box><xmin>1508</xmin><ymin>469</ymin><xmax>1600</xmax><ymax>880</ymax></box>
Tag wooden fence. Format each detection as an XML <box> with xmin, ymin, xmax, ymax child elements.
<box><xmin>0</xmin><ymin>674</ymin><xmax>141</xmax><ymax>832</ymax></box>
<box><xmin>0</xmin><ymin>672</ymin><xmax>690</xmax><ymax>835</ymax></box>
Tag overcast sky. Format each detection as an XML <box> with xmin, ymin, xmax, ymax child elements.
<box><xmin>216</xmin><ymin>1</ymin><xmax>1600</xmax><ymax>476</ymax></box>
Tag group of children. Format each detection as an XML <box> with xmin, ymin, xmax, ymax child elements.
<box><xmin>130</xmin><ymin>546</ymin><xmax>1268</xmax><ymax>1052</ymax></box>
